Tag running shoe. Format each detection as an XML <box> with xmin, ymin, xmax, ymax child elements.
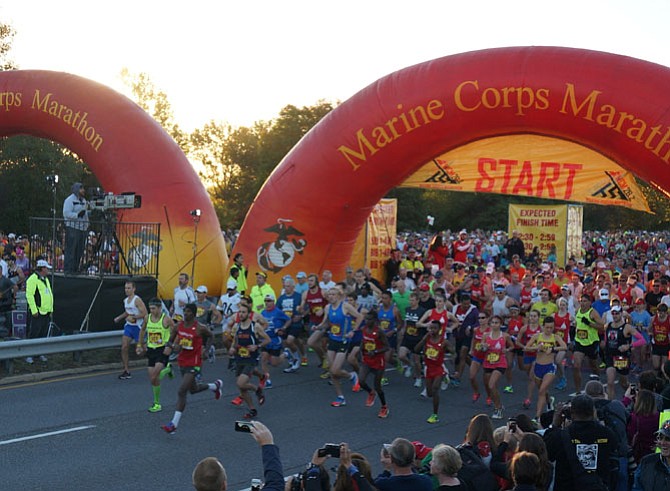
<box><xmin>589</xmin><ymin>373</ymin><xmax>601</xmax><ymax>381</ymax></box>
<box><xmin>420</xmin><ymin>388</ymin><xmax>428</xmax><ymax>398</ymax></box>
<box><xmin>283</xmin><ymin>365</ymin><xmax>298</xmax><ymax>374</ymax></box>
<box><xmin>404</xmin><ymin>365</ymin><xmax>413</xmax><ymax>378</ymax></box>
<box><xmin>231</xmin><ymin>396</ymin><xmax>243</xmax><ymax>406</ymax></box>
<box><xmin>378</xmin><ymin>405</ymin><xmax>389</xmax><ymax>418</ymax></box>
<box><xmin>301</xmin><ymin>357</ymin><xmax>308</xmax><ymax>367</ymax></box>
<box><xmin>265</xmin><ymin>379</ymin><xmax>273</xmax><ymax>389</ymax></box>
<box><xmin>320</xmin><ymin>371</ymin><xmax>331</xmax><ymax>379</ymax></box>
<box><xmin>381</xmin><ymin>377</ymin><xmax>389</xmax><ymax>386</ymax></box>
<box><xmin>555</xmin><ymin>377</ymin><xmax>567</xmax><ymax>391</ymax></box>
<box><xmin>427</xmin><ymin>413</ymin><xmax>439</xmax><ymax>424</ymax></box>
<box><xmin>283</xmin><ymin>348</ymin><xmax>293</xmax><ymax>361</ymax></box>
<box><xmin>256</xmin><ymin>387</ymin><xmax>265</xmax><ymax>406</ymax></box>
<box><xmin>292</xmin><ymin>358</ymin><xmax>301</xmax><ymax>370</ymax></box>
<box><xmin>161</xmin><ymin>422</ymin><xmax>177</xmax><ymax>434</ymax></box>
<box><xmin>351</xmin><ymin>372</ymin><xmax>360</xmax><ymax>392</ymax></box>
<box><xmin>522</xmin><ymin>398</ymin><xmax>531</xmax><ymax>409</ymax></box>
<box><xmin>486</xmin><ymin>397</ymin><xmax>493</xmax><ymax>407</ymax></box>
<box><xmin>450</xmin><ymin>378</ymin><xmax>461</xmax><ymax>388</ymax></box>
<box><xmin>207</xmin><ymin>345</ymin><xmax>216</xmax><ymax>363</ymax></box>
<box><xmin>547</xmin><ymin>395</ymin><xmax>555</xmax><ymax>411</ymax></box>
<box><xmin>503</xmin><ymin>385</ymin><xmax>514</xmax><ymax>394</ymax></box>
<box><xmin>331</xmin><ymin>396</ymin><xmax>346</xmax><ymax>407</ymax></box>
<box><xmin>472</xmin><ymin>392</ymin><xmax>481</xmax><ymax>403</ymax></box>
<box><xmin>118</xmin><ymin>371</ymin><xmax>132</xmax><ymax>380</ymax></box>
<box><xmin>321</xmin><ymin>359</ymin><xmax>329</xmax><ymax>370</ymax></box>
<box><xmin>440</xmin><ymin>376</ymin><xmax>450</xmax><ymax>391</ymax></box>
<box><xmin>413</xmin><ymin>378</ymin><xmax>423</xmax><ymax>388</ymax></box>
<box><xmin>243</xmin><ymin>409</ymin><xmax>258</xmax><ymax>420</ymax></box>
<box><xmin>213</xmin><ymin>379</ymin><xmax>223</xmax><ymax>400</ymax></box>
<box><xmin>148</xmin><ymin>403</ymin><xmax>162</xmax><ymax>413</ymax></box>
<box><xmin>598</xmin><ymin>361</ymin><xmax>606</xmax><ymax>369</ymax></box>
<box><xmin>365</xmin><ymin>391</ymin><xmax>377</xmax><ymax>407</ymax></box>
<box><xmin>166</xmin><ymin>363</ymin><xmax>174</xmax><ymax>379</ymax></box>
<box><xmin>492</xmin><ymin>408</ymin><xmax>503</xmax><ymax>419</ymax></box>
<box><xmin>259</xmin><ymin>373</ymin><xmax>268</xmax><ymax>389</ymax></box>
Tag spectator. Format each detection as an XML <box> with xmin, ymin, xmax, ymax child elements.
<box><xmin>627</xmin><ymin>388</ymin><xmax>660</xmax><ymax>463</ymax></box>
<box><xmin>250</xmin><ymin>272</ymin><xmax>276</xmax><ymax>314</ymax></box>
<box><xmin>463</xmin><ymin>414</ymin><xmax>496</xmax><ymax>467</ymax></box>
<box><xmin>374</xmin><ymin>437</ymin><xmax>432</xmax><ymax>490</ymax></box>
<box><xmin>517</xmin><ymin>433</ymin><xmax>553</xmax><ymax>491</ymax></box>
<box><xmin>0</xmin><ymin>265</ymin><xmax>16</xmax><ymax>315</ymax></box>
<box><xmin>661</xmin><ymin>360</ymin><xmax>670</xmax><ymax>411</ymax></box>
<box><xmin>295</xmin><ymin>443</ymin><xmax>374</xmax><ymax>491</ymax></box>
<box><xmin>192</xmin><ymin>420</ymin><xmax>283</xmax><ymax>491</ymax></box>
<box><xmin>631</xmin><ymin>420</ymin><xmax>670</xmax><ymax>491</ymax></box>
<box><xmin>229</xmin><ymin>252</ymin><xmax>249</xmax><ymax>295</ymax></box>
<box><xmin>505</xmin><ymin>231</ymin><xmax>525</xmax><ymax>262</ymax></box>
<box><xmin>509</xmin><ymin>452</ymin><xmax>541</xmax><ymax>491</ymax></box>
<box><xmin>544</xmin><ymin>395</ymin><xmax>619</xmax><ymax>491</ymax></box>
<box><xmin>430</xmin><ymin>444</ymin><xmax>468</xmax><ymax>490</ymax></box>
<box><xmin>172</xmin><ymin>272</ymin><xmax>196</xmax><ymax>321</ymax></box>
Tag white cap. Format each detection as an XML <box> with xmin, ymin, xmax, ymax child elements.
<box><xmin>8</xmin><ymin>233</ymin><xmax>15</xmax><ymax>239</ymax></box>
<box><xmin>36</xmin><ymin>259</ymin><xmax>52</xmax><ymax>269</ymax></box>
<box><xmin>599</xmin><ymin>288</ymin><xmax>609</xmax><ymax>299</ymax></box>
<box><xmin>226</xmin><ymin>279</ymin><xmax>237</xmax><ymax>290</ymax></box>
<box><xmin>195</xmin><ymin>285</ymin><xmax>208</xmax><ymax>294</ymax></box>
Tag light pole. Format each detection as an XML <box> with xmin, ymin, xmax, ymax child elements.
<box><xmin>189</xmin><ymin>209</ymin><xmax>201</xmax><ymax>285</ymax></box>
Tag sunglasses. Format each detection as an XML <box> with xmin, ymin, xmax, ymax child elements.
<box><xmin>478</xmin><ymin>316</ymin><xmax>487</xmax><ymax>320</ymax></box>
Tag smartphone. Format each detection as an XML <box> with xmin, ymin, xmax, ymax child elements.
<box><xmin>629</xmin><ymin>384</ymin><xmax>637</xmax><ymax>395</ymax></box>
<box><xmin>508</xmin><ymin>418</ymin><xmax>517</xmax><ymax>432</ymax></box>
<box><xmin>234</xmin><ymin>421</ymin><xmax>254</xmax><ymax>433</ymax></box>
<box><xmin>317</xmin><ymin>443</ymin><xmax>341</xmax><ymax>458</ymax></box>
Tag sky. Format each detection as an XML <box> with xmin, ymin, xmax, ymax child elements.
<box><xmin>3</xmin><ymin>0</ymin><xmax>670</xmax><ymax>131</ymax></box>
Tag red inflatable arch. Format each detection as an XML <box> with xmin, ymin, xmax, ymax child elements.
<box><xmin>234</xmin><ymin>47</ymin><xmax>670</xmax><ymax>284</ymax></box>
<box><xmin>0</xmin><ymin>70</ymin><xmax>227</xmax><ymax>296</ymax></box>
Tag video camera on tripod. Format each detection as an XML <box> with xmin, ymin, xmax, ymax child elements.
<box><xmin>87</xmin><ymin>190</ymin><xmax>142</xmax><ymax>212</ymax></box>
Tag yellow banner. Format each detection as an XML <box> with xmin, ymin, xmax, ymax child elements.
<box><xmin>400</xmin><ymin>134</ymin><xmax>651</xmax><ymax>212</ymax></box>
<box><xmin>351</xmin><ymin>199</ymin><xmax>397</xmax><ymax>283</ymax></box>
<box><xmin>508</xmin><ymin>204</ymin><xmax>568</xmax><ymax>266</ymax></box>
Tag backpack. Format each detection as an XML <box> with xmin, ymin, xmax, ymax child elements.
<box><xmin>455</xmin><ymin>444</ymin><xmax>498</xmax><ymax>491</ymax></box>
<box><xmin>595</xmin><ymin>399</ymin><xmax>630</xmax><ymax>455</ymax></box>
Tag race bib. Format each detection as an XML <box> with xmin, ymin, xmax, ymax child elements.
<box><xmin>486</xmin><ymin>352</ymin><xmax>500</xmax><ymax>363</ymax></box>
<box><xmin>380</xmin><ymin>320</ymin><xmax>390</xmax><ymax>331</ymax></box>
<box><xmin>364</xmin><ymin>341</ymin><xmax>376</xmax><ymax>354</ymax></box>
<box><xmin>474</xmin><ymin>342</ymin><xmax>483</xmax><ymax>352</ymax></box>
<box><xmin>148</xmin><ymin>332</ymin><xmax>162</xmax><ymax>345</ymax></box>
<box><xmin>237</xmin><ymin>347</ymin><xmax>250</xmax><ymax>358</ymax></box>
<box><xmin>613</xmin><ymin>356</ymin><xmax>629</xmax><ymax>369</ymax></box>
<box><xmin>577</xmin><ymin>330</ymin><xmax>588</xmax><ymax>339</ymax></box>
<box><xmin>406</xmin><ymin>326</ymin><xmax>417</xmax><ymax>336</ymax></box>
<box><xmin>331</xmin><ymin>324</ymin><xmax>341</xmax><ymax>335</ymax></box>
<box><xmin>179</xmin><ymin>337</ymin><xmax>193</xmax><ymax>350</ymax></box>
<box><xmin>197</xmin><ymin>307</ymin><xmax>205</xmax><ymax>318</ymax></box>
<box><xmin>654</xmin><ymin>333</ymin><xmax>667</xmax><ymax>343</ymax></box>
<box><xmin>313</xmin><ymin>306</ymin><xmax>323</xmax><ymax>316</ymax></box>
<box><xmin>426</xmin><ymin>347</ymin><xmax>439</xmax><ymax>360</ymax></box>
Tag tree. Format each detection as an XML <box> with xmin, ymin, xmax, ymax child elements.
<box><xmin>120</xmin><ymin>69</ymin><xmax>188</xmax><ymax>151</ymax></box>
<box><xmin>195</xmin><ymin>101</ymin><xmax>335</xmax><ymax>229</ymax></box>
<box><xmin>0</xmin><ymin>22</ymin><xmax>17</xmax><ymax>71</ymax></box>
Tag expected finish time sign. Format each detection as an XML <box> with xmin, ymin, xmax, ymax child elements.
<box><xmin>508</xmin><ymin>204</ymin><xmax>583</xmax><ymax>267</ymax></box>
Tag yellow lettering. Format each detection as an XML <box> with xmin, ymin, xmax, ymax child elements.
<box><xmin>454</xmin><ymin>80</ymin><xmax>480</xmax><ymax>112</ymax></box>
<box><xmin>337</xmin><ymin>129</ymin><xmax>379</xmax><ymax>170</ymax></box>
<box><xmin>560</xmin><ymin>83</ymin><xmax>601</xmax><ymax>121</ymax></box>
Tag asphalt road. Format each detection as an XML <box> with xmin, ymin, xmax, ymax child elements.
<box><xmin>0</xmin><ymin>354</ymin><xmax>577</xmax><ymax>491</ymax></box>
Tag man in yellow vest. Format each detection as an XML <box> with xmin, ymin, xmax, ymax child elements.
<box><xmin>26</xmin><ymin>259</ymin><xmax>54</xmax><ymax>364</ymax></box>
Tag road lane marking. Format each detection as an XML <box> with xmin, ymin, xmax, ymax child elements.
<box><xmin>0</xmin><ymin>425</ymin><xmax>96</xmax><ymax>446</ymax></box>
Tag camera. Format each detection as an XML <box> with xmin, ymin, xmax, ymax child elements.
<box><xmin>630</xmin><ymin>384</ymin><xmax>637</xmax><ymax>396</ymax></box>
<box><xmin>190</xmin><ymin>209</ymin><xmax>201</xmax><ymax>217</ymax></box>
<box><xmin>561</xmin><ymin>403</ymin><xmax>572</xmax><ymax>421</ymax></box>
<box><xmin>250</xmin><ymin>478</ymin><xmax>262</xmax><ymax>491</ymax></box>
<box><xmin>234</xmin><ymin>421</ymin><xmax>254</xmax><ymax>433</ymax></box>
<box><xmin>317</xmin><ymin>443</ymin><xmax>341</xmax><ymax>458</ymax></box>
<box><xmin>289</xmin><ymin>472</ymin><xmax>306</xmax><ymax>491</ymax></box>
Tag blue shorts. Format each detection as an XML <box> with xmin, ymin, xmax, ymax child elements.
<box><xmin>534</xmin><ymin>362</ymin><xmax>556</xmax><ymax>379</ymax></box>
<box><xmin>124</xmin><ymin>323</ymin><xmax>140</xmax><ymax>342</ymax></box>
<box><xmin>470</xmin><ymin>355</ymin><xmax>484</xmax><ymax>364</ymax></box>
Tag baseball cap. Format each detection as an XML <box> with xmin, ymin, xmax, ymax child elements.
<box><xmin>296</xmin><ymin>271</ymin><xmax>307</xmax><ymax>279</ymax></box>
<box><xmin>656</xmin><ymin>420</ymin><xmax>670</xmax><ymax>438</ymax></box>
<box><xmin>412</xmin><ymin>441</ymin><xmax>433</xmax><ymax>460</ymax></box>
<box><xmin>577</xmin><ymin>259</ymin><xmax>585</xmax><ymax>265</ymax></box>
<box><xmin>434</xmin><ymin>271</ymin><xmax>444</xmax><ymax>279</ymax></box>
<box><xmin>561</xmin><ymin>284</ymin><xmax>570</xmax><ymax>291</ymax></box>
<box><xmin>36</xmin><ymin>259</ymin><xmax>52</xmax><ymax>269</ymax></box>
<box><xmin>264</xmin><ymin>294</ymin><xmax>275</xmax><ymax>301</ymax></box>
<box><xmin>509</xmin><ymin>304</ymin><xmax>520</xmax><ymax>311</ymax></box>
<box><xmin>658</xmin><ymin>303</ymin><xmax>669</xmax><ymax>312</ymax></box>
<box><xmin>418</xmin><ymin>283</ymin><xmax>430</xmax><ymax>291</ymax></box>
<box><xmin>494</xmin><ymin>285</ymin><xmax>505</xmax><ymax>292</ymax></box>
<box><xmin>611</xmin><ymin>305</ymin><xmax>622</xmax><ymax>313</ymax></box>
<box><xmin>226</xmin><ymin>279</ymin><xmax>237</xmax><ymax>290</ymax></box>
<box><xmin>195</xmin><ymin>285</ymin><xmax>208</xmax><ymax>294</ymax></box>
<box><xmin>634</xmin><ymin>298</ymin><xmax>645</xmax><ymax>305</ymax></box>
<box><xmin>599</xmin><ymin>288</ymin><xmax>609</xmax><ymax>299</ymax></box>
<box><xmin>597</xmin><ymin>261</ymin><xmax>606</xmax><ymax>269</ymax></box>
<box><xmin>256</xmin><ymin>271</ymin><xmax>267</xmax><ymax>278</ymax></box>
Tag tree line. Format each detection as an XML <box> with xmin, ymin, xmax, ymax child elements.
<box><xmin>1</xmin><ymin>22</ymin><xmax>668</xmax><ymax>237</ymax></box>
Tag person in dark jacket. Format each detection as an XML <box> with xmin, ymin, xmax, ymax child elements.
<box><xmin>374</xmin><ymin>437</ymin><xmax>433</xmax><ymax>491</ymax></box>
<box><xmin>544</xmin><ymin>395</ymin><xmax>619</xmax><ymax>491</ymax></box>
<box><xmin>631</xmin><ymin>420</ymin><xmax>670</xmax><ymax>491</ymax></box>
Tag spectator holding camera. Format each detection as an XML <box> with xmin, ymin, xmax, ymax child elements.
<box><xmin>374</xmin><ymin>437</ymin><xmax>432</xmax><ymax>490</ymax></box>
<box><xmin>543</xmin><ymin>395</ymin><xmax>619</xmax><ymax>491</ymax></box>
<box><xmin>62</xmin><ymin>182</ymin><xmax>89</xmax><ymax>273</ymax></box>
<box><xmin>294</xmin><ymin>442</ymin><xmax>374</xmax><ymax>491</ymax></box>
<box><xmin>626</xmin><ymin>387</ymin><xmax>660</xmax><ymax>463</ymax></box>
<box><xmin>192</xmin><ymin>420</ymin><xmax>284</xmax><ymax>491</ymax></box>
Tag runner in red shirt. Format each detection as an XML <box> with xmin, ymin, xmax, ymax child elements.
<box><xmin>503</xmin><ymin>305</ymin><xmax>524</xmax><ymax>394</ymax></box>
<box><xmin>415</xmin><ymin>320</ymin><xmax>450</xmax><ymax>424</ymax></box>
<box><xmin>358</xmin><ymin>311</ymin><xmax>390</xmax><ymax>418</ymax></box>
<box><xmin>650</xmin><ymin>303</ymin><xmax>670</xmax><ymax>371</ymax></box>
<box><xmin>481</xmin><ymin>315</ymin><xmax>514</xmax><ymax>420</ymax></box>
<box><xmin>553</xmin><ymin>298</ymin><xmax>573</xmax><ymax>391</ymax></box>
